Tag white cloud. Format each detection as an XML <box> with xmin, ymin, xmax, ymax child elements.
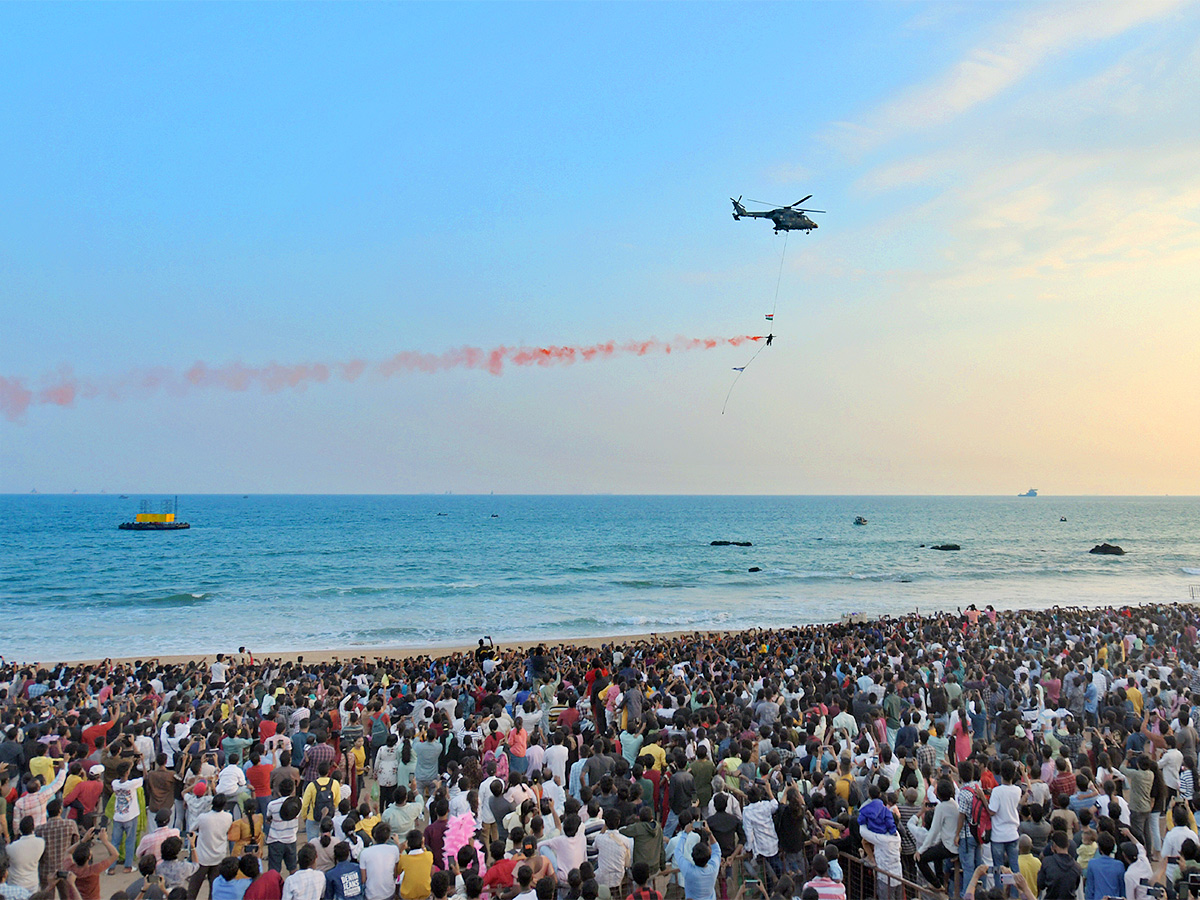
<box><xmin>831</xmin><ymin>0</ymin><xmax>1188</xmax><ymax>152</ymax></box>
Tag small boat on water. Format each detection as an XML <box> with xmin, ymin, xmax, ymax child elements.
<box><xmin>1019</xmin><ymin>488</ymin><xmax>1038</xmax><ymax>497</ymax></box>
<box><xmin>853</xmin><ymin>516</ymin><xmax>868</xmax><ymax>526</ymax></box>
<box><xmin>119</xmin><ymin>497</ymin><xmax>190</xmax><ymax>531</ymax></box>
<box><xmin>1060</xmin><ymin>516</ymin><xmax>1068</xmax><ymax>522</ymax></box>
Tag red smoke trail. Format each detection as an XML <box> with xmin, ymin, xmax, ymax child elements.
<box><xmin>0</xmin><ymin>334</ymin><xmax>764</xmax><ymax>422</ymax></box>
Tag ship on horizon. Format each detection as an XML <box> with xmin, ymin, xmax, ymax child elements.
<box><xmin>1018</xmin><ymin>488</ymin><xmax>1038</xmax><ymax>498</ymax></box>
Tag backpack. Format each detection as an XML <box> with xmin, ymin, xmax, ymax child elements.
<box><xmin>968</xmin><ymin>789</ymin><xmax>992</xmax><ymax>843</ymax></box>
<box><xmin>312</xmin><ymin>777</ymin><xmax>336</xmax><ymax>822</ymax></box>
<box><xmin>370</xmin><ymin>715</ymin><xmax>389</xmax><ymax>746</ymax></box>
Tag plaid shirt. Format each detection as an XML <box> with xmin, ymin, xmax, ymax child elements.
<box><xmin>301</xmin><ymin>741</ymin><xmax>336</xmax><ymax>783</ymax></box>
<box><xmin>1050</xmin><ymin>771</ymin><xmax>1078</xmax><ymax>797</ymax></box>
<box><xmin>13</xmin><ymin>765</ymin><xmax>67</xmax><ymax>828</ymax></box>
<box><xmin>916</xmin><ymin>743</ymin><xmax>936</xmax><ymax>772</ymax></box>
<box><xmin>35</xmin><ymin>817</ymin><xmax>79</xmax><ymax>888</ymax></box>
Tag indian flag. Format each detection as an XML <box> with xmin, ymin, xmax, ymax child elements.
<box><xmin>764</xmin><ymin>314</ymin><xmax>774</xmax><ymax>320</ymax></box>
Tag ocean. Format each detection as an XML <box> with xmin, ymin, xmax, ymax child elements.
<box><xmin>1</xmin><ymin>494</ymin><xmax>1198</xmax><ymax>661</ymax></box>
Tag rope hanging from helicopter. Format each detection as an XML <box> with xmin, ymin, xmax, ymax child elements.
<box><xmin>721</xmin><ymin>337</ymin><xmax>770</xmax><ymax>415</ymax></box>
<box><xmin>721</xmin><ymin>230</ymin><xmax>786</xmax><ymax>415</ymax></box>
<box><xmin>770</xmin><ymin>229</ymin><xmax>788</xmax><ymax>321</ymax></box>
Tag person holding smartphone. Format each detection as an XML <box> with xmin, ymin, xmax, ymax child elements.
<box><xmin>125</xmin><ymin>853</ymin><xmax>167</xmax><ymax>900</ymax></box>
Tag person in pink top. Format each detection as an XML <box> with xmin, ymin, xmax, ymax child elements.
<box><xmin>506</xmin><ymin>718</ymin><xmax>529</xmax><ymax>775</ymax></box>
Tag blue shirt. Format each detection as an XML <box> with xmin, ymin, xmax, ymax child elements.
<box><xmin>211</xmin><ymin>876</ymin><xmax>250</xmax><ymax>900</ymax></box>
<box><xmin>1084</xmin><ymin>854</ymin><xmax>1125</xmax><ymax>900</ymax></box>
<box><xmin>673</xmin><ymin>834</ymin><xmax>721</xmax><ymax>900</ymax></box>
<box><xmin>324</xmin><ymin>860</ymin><xmax>363</xmax><ymax>900</ymax></box>
<box><xmin>569</xmin><ymin>759</ymin><xmax>586</xmax><ymax>800</ymax></box>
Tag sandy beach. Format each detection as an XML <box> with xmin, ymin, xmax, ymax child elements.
<box><xmin>45</xmin><ymin>628</ymin><xmax>719</xmax><ymax>667</ymax></box>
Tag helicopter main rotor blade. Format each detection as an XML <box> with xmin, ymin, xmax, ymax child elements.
<box><xmin>794</xmin><ymin>208</ymin><xmax>826</xmax><ymax>214</ymax></box>
<box><xmin>787</xmin><ymin>195</ymin><xmax>813</xmax><ymax>208</ymax></box>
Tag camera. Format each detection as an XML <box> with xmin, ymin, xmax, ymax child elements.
<box><xmin>56</xmin><ymin>871</ymin><xmax>69</xmax><ymax>880</ymax></box>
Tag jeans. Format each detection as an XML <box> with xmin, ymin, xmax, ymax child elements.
<box><xmin>267</xmin><ymin>840</ymin><xmax>297</xmax><ymax>873</ymax></box>
<box><xmin>959</xmin><ymin>834</ymin><xmax>983</xmax><ymax>898</ymax></box>
<box><xmin>663</xmin><ymin>809</ymin><xmax>680</xmax><ymax>840</ymax></box>
<box><xmin>1131</xmin><ymin>810</ymin><xmax>1153</xmax><ymax>851</ymax></box>
<box><xmin>991</xmin><ymin>839</ymin><xmax>1019</xmax><ymax>893</ymax></box>
<box><xmin>112</xmin><ymin>818</ymin><xmax>138</xmax><ymax>867</ymax></box>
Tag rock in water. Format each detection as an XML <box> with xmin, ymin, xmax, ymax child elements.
<box><xmin>748</xmin><ymin>567</ymin><xmax>761</xmax><ymax>573</ymax></box>
<box><xmin>1089</xmin><ymin>543</ymin><xmax>1126</xmax><ymax>555</ymax></box>
<box><xmin>932</xmin><ymin>544</ymin><xmax>961</xmax><ymax>551</ymax></box>
<box><xmin>710</xmin><ymin>540</ymin><xmax>753</xmax><ymax>547</ymax></box>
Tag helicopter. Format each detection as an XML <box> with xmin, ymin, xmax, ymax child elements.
<box><xmin>731</xmin><ymin>195</ymin><xmax>824</xmax><ymax>233</ymax></box>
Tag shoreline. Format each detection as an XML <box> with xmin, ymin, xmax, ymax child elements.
<box><xmin>31</xmin><ymin>628</ymin><xmax>719</xmax><ymax>667</ymax></box>
<box><xmin>21</xmin><ymin>597</ymin><xmax>1194</xmax><ymax>667</ymax></box>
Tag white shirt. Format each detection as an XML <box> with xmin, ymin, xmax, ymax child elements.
<box><xmin>281</xmin><ymin>868</ymin><xmax>327</xmax><ymax>900</ymax></box>
<box><xmin>988</xmin><ymin>784</ymin><xmax>1022</xmax><ymax>843</ymax></box>
<box><xmin>542</xmin><ymin>778</ymin><xmax>567</xmax><ymax>815</ymax></box>
<box><xmin>359</xmin><ymin>843</ymin><xmax>400</xmax><ymax>900</ymax></box>
<box><xmin>216</xmin><ymin>764</ymin><xmax>247</xmax><ymax>796</ymax></box>
<box><xmin>1124</xmin><ymin>846</ymin><xmax>1155</xmax><ymax>900</ymax></box>
<box><xmin>266</xmin><ymin>797</ymin><xmax>300</xmax><ymax>844</ymax></box>
<box><xmin>5</xmin><ymin>834</ymin><xmax>45</xmax><ymax>890</ymax></box>
<box><xmin>860</xmin><ymin>826</ymin><xmax>903</xmax><ymax>879</ymax></box>
<box><xmin>742</xmin><ymin>799</ymin><xmax>780</xmax><ymax>858</ymax></box>
<box><xmin>194</xmin><ymin>810</ymin><xmax>234</xmax><ymax>866</ymax></box>
<box><xmin>594</xmin><ymin>830</ymin><xmax>634</xmax><ymax>887</ymax></box>
<box><xmin>112</xmin><ymin>777</ymin><xmax>144</xmax><ymax>823</ymax></box>
<box><xmin>1161</xmin><ymin>749</ymin><xmax>1184</xmax><ymax>790</ymax></box>
<box><xmin>544</xmin><ymin>746</ymin><xmax>569</xmax><ymax>785</ymax></box>
<box><xmin>1162</xmin><ymin>825</ymin><xmax>1198</xmax><ymax>881</ymax></box>
<box><xmin>210</xmin><ymin>662</ymin><xmax>229</xmax><ymax>684</ymax></box>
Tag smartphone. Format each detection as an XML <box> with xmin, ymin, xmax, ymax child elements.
<box><xmin>1000</xmin><ymin>874</ymin><xmax>1015</xmax><ymax>886</ymax></box>
<box><xmin>56</xmin><ymin>871</ymin><xmax>69</xmax><ymax>880</ymax></box>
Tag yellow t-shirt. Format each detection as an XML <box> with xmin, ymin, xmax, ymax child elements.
<box><xmin>1018</xmin><ymin>853</ymin><xmax>1041</xmax><ymax>890</ymax></box>
<box><xmin>63</xmin><ymin>773</ymin><xmax>83</xmax><ymax>798</ymax></box>
<box><xmin>1077</xmin><ymin>842</ymin><xmax>1098</xmax><ymax>873</ymax></box>
<box><xmin>398</xmin><ymin>848</ymin><xmax>433</xmax><ymax>900</ymax></box>
<box><xmin>356</xmin><ymin>814</ymin><xmax>381</xmax><ymax>838</ymax></box>
<box><xmin>642</xmin><ymin>743</ymin><xmax>667</xmax><ymax>773</ymax></box>
<box><xmin>30</xmin><ymin>757</ymin><xmax>57</xmax><ymax>786</ymax></box>
<box><xmin>1127</xmin><ymin>686</ymin><xmax>1144</xmax><ymax>715</ymax></box>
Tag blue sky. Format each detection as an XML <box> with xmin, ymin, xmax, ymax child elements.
<box><xmin>2</xmin><ymin>2</ymin><xmax>1198</xmax><ymax>494</ymax></box>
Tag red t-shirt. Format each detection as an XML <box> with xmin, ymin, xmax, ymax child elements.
<box><xmin>482</xmin><ymin>857</ymin><xmax>519</xmax><ymax>890</ymax></box>
<box><xmin>81</xmin><ymin>720</ymin><xmax>116</xmax><ymax>755</ymax></box>
<box><xmin>68</xmin><ymin>851</ymin><xmax>118</xmax><ymax>899</ymax></box>
<box><xmin>243</xmin><ymin>871</ymin><xmax>284</xmax><ymax>900</ymax></box>
<box><xmin>258</xmin><ymin>720</ymin><xmax>277</xmax><ymax>742</ymax></box>
<box><xmin>247</xmin><ymin>763</ymin><xmax>274</xmax><ymax>798</ymax></box>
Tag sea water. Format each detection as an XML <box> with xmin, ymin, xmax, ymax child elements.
<box><xmin>1</xmin><ymin>494</ymin><xmax>1198</xmax><ymax>660</ymax></box>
